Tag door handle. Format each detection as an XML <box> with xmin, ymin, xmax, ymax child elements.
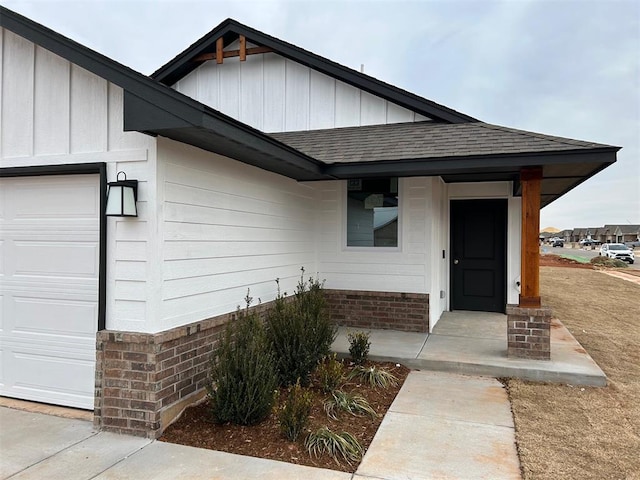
<box><xmin>454</xmin><ymin>259</ymin><xmax>459</xmax><ymax>265</ymax></box>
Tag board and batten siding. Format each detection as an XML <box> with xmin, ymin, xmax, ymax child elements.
<box><xmin>317</xmin><ymin>177</ymin><xmax>429</xmax><ymax>295</ymax></box>
<box><xmin>155</xmin><ymin>137</ymin><xmax>318</xmax><ymax>330</ymax></box>
<box><xmin>0</xmin><ymin>27</ymin><xmax>157</xmax><ymax>332</ymax></box>
<box><xmin>174</xmin><ymin>48</ymin><xmax>431</xmax><ymax>133</ymax></box>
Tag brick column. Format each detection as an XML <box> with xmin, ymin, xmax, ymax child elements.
<box><xmin>506</xmin><ymin>304</ymin><xmax>552</xmax><ymax>360</ymax></box>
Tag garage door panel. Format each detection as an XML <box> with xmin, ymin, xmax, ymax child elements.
<box><xmin>9</xmin><ymin>350</ymin><xmax>94</xmax><ymax>409</ymax></box>
<box><xmin>12</xmin><ymin>183</ymin><xmax>99</xmax><ymax>219</ymax></box>
<box><xmin>13</xmin><ymin>297</ymin><xmax>97</xmax><ymax>337</ymax></box>
<box><xmin>0</xmin><ymin>174</ymin><xmax>99</xmax><ymax>410</ymax></box>
<box><xmin>14</xmin><ymin>241</ymin><xmax>98</xmax><ymax>278</ymax></box>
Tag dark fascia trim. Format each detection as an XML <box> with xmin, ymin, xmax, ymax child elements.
<box><xmin>123</xmin><ymin>91</ymin><xmax>329</xmax><ymax>180</ymax></box>
<box><xmin>322</xmin><ymin>148</ymin><xmax>619</xmax><ymax>178</ymax></box>
<box><xmin>0</xmin><ymin>162</ymin><xmax>107</xmax><ymax>331</ymax></box>
<box><xmin>151</xmin><ymin>19</ymin><xmax>477</xmax><ymax>124</ymax></box>
<box><xmin>0</xmin><ymin>7</ymin><xmax>326</xmax><ymax>180</ymax></box>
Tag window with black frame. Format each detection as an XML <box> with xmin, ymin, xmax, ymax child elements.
<box><xmin>346</xmin><ymin>178</ymin><xmax>398</xmax><ymax>247</ymax></box>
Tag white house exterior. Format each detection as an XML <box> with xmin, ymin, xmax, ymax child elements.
<box><xmin>0</xmin><ymin>9</ymin><xmax>619</xmax><ymax>437</ymax></box>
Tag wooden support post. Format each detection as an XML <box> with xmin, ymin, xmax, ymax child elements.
<box><xmin>216</xmin><ymin>37</ymin><xmax>224</xmax><ymax>64</ymax></box>
<box><xmin>519</xmin><ymin>166</ymin><xmax>543</xmax><ymax>308</ymax></box>
<box><xmin>239</xmin><ymin>35</ymin><xmax>246</xmax><ymax>61</ymax></box>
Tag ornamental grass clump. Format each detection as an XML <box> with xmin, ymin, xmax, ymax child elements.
<box><xmin>348</xmin><ymin>365</ymin><xmax>398</xmax><ymax>389</ymax></box>
<box><xmin>323</xmin><ymin>390</ymin><xmax>377</xmax><ymax>420</ymax></box>
<box><xmin>305</xmin><ymin>426</ymin><xmax>364</xmax><ymax>465</ymax></box>
<box><xmin>590</xmin><ymin>256</ymin><xmax>628</xmax><ymax>268</ymax></box>
<box><xmin>266</xmin><ymin>269</ymin><xmax>337</xmax><ymax>386</ymax></box>
<box><xmin>207</xmin><ymin>293</ymin><xmax>278</xmax><ymax>426</ymax></box>
<box><xmin>317</xmin><ymin>354</ymin><xmax>345</xmax><ymax>393</ymax></box>
<box><xmin>278</xmin><ymin>379</ymin><xmax>313</xmax><ymax>441</ymax></box>
<box><xmin>347</xmin><ymin>331</ymin><xmax>370</xmax><ymax>365</ymax></box>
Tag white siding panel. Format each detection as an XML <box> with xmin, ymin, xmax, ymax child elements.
<box><xmin>335</xmin><ymin>80</ymin><xmax>360</xmax><ymax>128</ymax></box>
<box><xmin>198</xmin><ymin>61</ymin><xmax>219</xmax><ymax>110</ymax></box>
<box><xmin>0</xmin><ymin>29</ymin><xmax>3</xmax><ymax>159</ymax></box>
<box><xmin>34</xmin><ymin>46</ymin><xmax>69</xmax><ymax>155</ymax></box>
<box><xmin>387</xmin><ymin>102</ymin><xmax>414</xmax><ymax>124</ymax></box>
<box><xmin>174</xmin><ymin>51</ymin><xmax>433</xmax><ymax>133</ymax></box>
<box><xmin>309</xmin><ymin>70</ymin><xmax>335</xmax><ymax>130</ymax></box>
<box><xmin>176</xmin><ymin>70</ymin><xmax>198</xmax><ymax>99</ymax></box>
<box><xmin>2</xmin><ymin>30</ymin><xmax>34</xmax><ymax>157</ymax></box>
<box><xmin>240</xmin><ymin>54</ymin><xmax>263</xmax><ymax>129</ymax></box>
<box><xmin>70</xmin><ymin>65</ymin><xmax>107</xmax><ymax>153</ymax></box>
<box><xmin>360</xmin><ymin>91</ymin><xmax>386</xmax><ymax>126</ymax></box>
<box><xmin>284</xmin><ymin>59</ymin><xmax>309</xmax><ymax>131</ymax></box>
<box><xmin>262</xmin><ymin>53</ymin><xmax>286</xmax><ymax>132</ymax></box>
<box><xmin>219</xmin><ymin>57</ymin><xmax>241</xmax><ymax>120</ymax></box>
<box><xmin>157</xmin><ymin>138</ymin><xmax>317</xmax><ymax>329</ymax></box>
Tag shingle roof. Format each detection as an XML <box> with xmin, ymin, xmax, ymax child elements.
<box><xmin>270</xmin><ymin>122</ymin><xmax>614</xmax><ymax>164</ymax></box>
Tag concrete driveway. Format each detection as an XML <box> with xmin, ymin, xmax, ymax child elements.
<box><xmin>1</xmin><ymin>371</ymin><xmax>521</xmax><ymax>480</ymax></box>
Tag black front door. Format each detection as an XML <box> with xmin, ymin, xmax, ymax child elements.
<box><xmin>450</xmin><ymin>199</ymin><xmax>507</xmax><ymax>312</ymax></box>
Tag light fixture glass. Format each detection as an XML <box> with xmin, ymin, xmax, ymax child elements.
<box><xmin>106</xmin><ymin>171</ymin><xmax>138</xmax><ymax>217</ymax></box>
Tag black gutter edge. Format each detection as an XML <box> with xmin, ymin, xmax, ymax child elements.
<box><xmin>321</xmin><ymin>148</ymin><xmax>619</xmax><ymax>178</ymax></box>
<box><xmin>150</xmin><ymin>19</ymin><xmax>478</xmax><ymax>124</ymax></box>
<box><xmin>0</xmin><ymin>162</ymin><xmax>107</xmax><ymax>331</ymax></box>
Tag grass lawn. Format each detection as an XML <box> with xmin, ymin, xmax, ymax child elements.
<box><xmin>506</xmin><ymin>267</ymin><xmax>640</xmax><ymax>479</ymax></box>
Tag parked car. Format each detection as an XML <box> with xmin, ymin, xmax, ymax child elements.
<box><xmin>599</xmin><ymin>243</ymin><xmax>635</xmax><ymax>264</ymax></box>
<box><xmin>579</xmin><ymin>239</ymin><xmax>596</xmax><ymax>246</ymax></box>
<box><xmin>552</xmin><ymin>239</ymin><xmax>564</xmax><ymax>247</ymax></box>
<box><xmin>625</xmin><ymin>240</ymin><xmax>640</xmax><ymax>249</ymax></box>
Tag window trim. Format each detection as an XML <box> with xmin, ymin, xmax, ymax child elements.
<box><xmin>342</xmin><ymin>177</ymin><xmax>403</xmax><ymax>252</ymax></box>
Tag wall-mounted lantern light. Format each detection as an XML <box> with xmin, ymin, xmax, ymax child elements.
<box><xmin>106</xmin><ymin>171</ymin><xmax>138</xmax><ymax>217</ymax></box>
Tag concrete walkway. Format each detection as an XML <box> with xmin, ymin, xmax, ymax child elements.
<box><xmin>333</xmin><ymin>311</ymin><xmax>607</xmax><ymax>387</ymax></box>
<box><xmin>0</xmin><ymin>370</ymin><xmax>520</xmax><ymax>480</ymax></box>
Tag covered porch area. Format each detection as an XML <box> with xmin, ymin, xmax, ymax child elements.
<box><xmin>332</xmin><ymin>310</ymin><xmax>606</xmax><ymax>386</ymax></box>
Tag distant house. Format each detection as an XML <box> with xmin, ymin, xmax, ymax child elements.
<box><xmin>0</xmin><ymin>8</ymin><xmax>620</xmax><ymax>438</ymax></box>
<box><xmin>614</xmin><ymin>225</ymin><xmax>640</xmax><ymax>243</ymax></box>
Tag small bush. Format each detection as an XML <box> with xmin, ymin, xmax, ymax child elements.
<box><xmin>207</xmin><ymin>293</ymin><xmax>278</xmax><ymax>426</ymax></box>
<box><xmin>278</xmin><ymin>379</ymin><xmax>313</xmax><ymax>441</ymax></box>
<box><xmin>267</xmin><ymin>269</ymin><xmax>337</xmax><ymax>386</ymax></box>
<box><xmin>323</xmin><ymin>390</ymin><xmax>377</xmax><ymax>420</ymax></box>
<box><xmin>348</xmin><ymin>365</ymin><xmax>398</xmax><ymax>389</ymax></box>
<box><xmin>348</xmin><ymin>331</ymin><xmax>370</xmax><ymax>365</ymax></box>
<box><xmin>590</xmin><ymin>256</ymin><xmax>628</xmax><ymax>268</ymax></box>
<box><xmin>305</xmin><ymin>426</ymin><xmax>364</xmax><ymax>465</ymax></box>
<box><xmin>317</xmin><ymin>354</ymin><xmax>345</xmax><ymax>393</ymax></box>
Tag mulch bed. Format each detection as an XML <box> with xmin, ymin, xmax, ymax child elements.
<box><xmin>539</xmin><ymin>254</ymin><xmax>593</xmax><ymax>269</ymax></box>
<box><xmin>160</xmin><ymin>361</ymin><xmax>410</xmax><ymax>473</ymax></box>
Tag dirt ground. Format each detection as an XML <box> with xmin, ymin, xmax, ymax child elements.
<box><xmin>160</xmin><ymin>362</ymin><xmax>409</xmax><ymax>472</ymax></box>
<box><xmin>506</xmin><ymin>265</ymin><xmax>640</xmax><ymax>479</ymax></box>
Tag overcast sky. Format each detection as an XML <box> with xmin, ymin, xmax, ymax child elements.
<box><xmin>3</xmin><ymin>0</ymin><xmax>639</xmax><ymax>230</ymax></box>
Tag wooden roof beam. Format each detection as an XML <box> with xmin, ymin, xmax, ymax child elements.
<box><xmin>194</xmin><ymin>45</ymin><xmax>273</xmax><ymax>63</ymax></box>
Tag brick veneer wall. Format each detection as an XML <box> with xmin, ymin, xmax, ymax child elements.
<box><xmin>506</xmin><ymin>304</ymin><xmax>552</xmax><ymax>360</ymax></box>
<box><xmin>94</xmin><ymin>302</ymin><xmax>273</xmax><ymax>438</ymax></box>
<box><xmin>324</xmin><ymin>289</ymin><xmax>429</xmax><ymax>333</ymax></box>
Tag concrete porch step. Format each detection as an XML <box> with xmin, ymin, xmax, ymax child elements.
<box><xmin>332</xmin><ymin>311</ymin><xmax>607</xmax><ymax>387</ymax></box>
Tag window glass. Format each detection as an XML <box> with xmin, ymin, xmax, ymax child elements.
<box><xmin>346</xmin><ymin>178</ymin><xmax>398</xmax><ymax>247</ymax></box>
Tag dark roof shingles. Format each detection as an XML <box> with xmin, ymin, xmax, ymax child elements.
<box><xmin>270</xmin><ymin>122</ymin><xmax>614</xmax><ymax>164</ymax></box>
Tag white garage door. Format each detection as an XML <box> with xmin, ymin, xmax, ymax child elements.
<box><xmin>0</xmin><ymin>174</ymin><xmax>99</xmax><ymax>409</ymax></box>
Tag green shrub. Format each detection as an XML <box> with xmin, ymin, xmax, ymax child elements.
<box><xmin>590</xmin><ymin>256</ymin><xmax>628</xmax><ymax>268</ymax></box>
<box><xmin>278</xmin><ymin>379</ymin><xmax>313</xmax><ymax>441</ymax></box>
<box><xmin>207</xmin><ymin>293</ymin><xmax>278</xmax><ymax>426</ymax></box>
<box><xmin>317</xmin><ymin>354</ymin><xmax>345</xmax><ymax>393</ymax></box>
<box><xmin>348</xmin><ymin>331</ymin><xmax>370</xmax><ymax>365</ymax></box>
<box><xmin>305</xmin><ymin>426</ymin><xmax>363</xmax><ymax>465</ymax></box>
<box><xmin>348</xmin><ymin>365</ymin><xmax>398</xmax><ymax>389</ymax></box>
<box><xmin>323</xmin><ymin>390</ymin><xmax>377</xmax><ymax>420</ymax></box>
<box><xmin>267</xmin><ymin>270</ymin><xmax>337</xmax><ymax>386</ymax></box>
